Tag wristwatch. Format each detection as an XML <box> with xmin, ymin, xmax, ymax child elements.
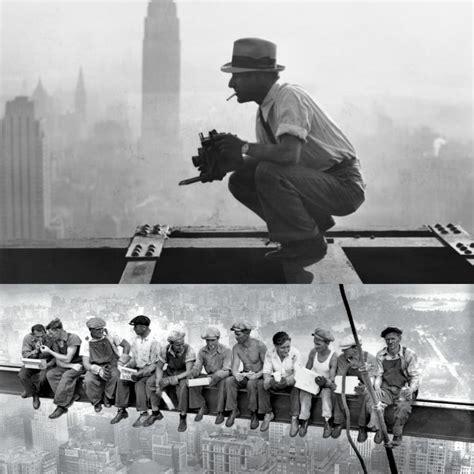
<box><xmin>241</xmin><ymin>142</ymin><xmax>249</xmax><ymax>155</ymax></box>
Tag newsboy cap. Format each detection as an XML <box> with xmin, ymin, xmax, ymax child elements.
<box><xmin>86</xmin><ymin>317</ymin><xmax>106</xmax><ymax>330</ymax></box>
<box><xmin>201</xmin><ymin>326</ymin><xmax>221</xmax><ymax>339</ymax></box>
<box><xmin>230</xmin><ymin>321</ymin><xmax>253</xmax><ymax>332</ymax></box>
<box><xmin>312</xmin><ymin>328</ymin><xmax>335</xmax><ymax>342</ymax></box>
<box><xmin>167</xmin><ymin>330</ymin><xmax>185</xmax><ymax>343</ymax></box>
<box><xmin>339</xmin><ymin>334</ymin><xmax>362</xmax><ymax>350</ymax></box>
<box><xmin>380</xmin><ymin>327</ymin><xmax>403</xmax><ymax>338</ymax></box>
<box><xmin>129</xmin><ymin>315</ymin><xmax>151</xmax><ymax>327</ymax></box>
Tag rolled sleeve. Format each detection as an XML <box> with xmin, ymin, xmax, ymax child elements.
<box><xmin>221</xmin><ymin>348</ymin><xmax>232</xmax><ymax>372</ymax></box>
<box><xmin>79</xmin><ymin>342</ymin><xmax>90</xmax><ymax>358</ymax></box>
<box><xmin>263</xmin><ymin>352</ymin><xmax>273</xmax><ymax>376</ymax></box>
<box><xmin>274</xmin><ymin>89</ymin><xmax>311</xmax><ymax>141</ymax></box>
<box><xmin>405</xmin><ymin>350</ymin><xmax>420</xmax><ymax>391</ymax></box>
<box><xmin>185</xmin><ymin>346</ymin><xmax>196</xmax><ymax>364</ymax></box>
<box><xmin>193</xmin><ymin>351</ymin><xmax>205</xmax><ymax>376</ymax></box>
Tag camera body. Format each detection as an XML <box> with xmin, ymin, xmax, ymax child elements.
<box><xmin>179</xmin><ymin>130</ymin><xmax>227</xmax><ymax>185</ymax></box>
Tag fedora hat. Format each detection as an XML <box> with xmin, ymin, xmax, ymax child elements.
<box><xmin>221</xmin><ymin>37</ymin><xmax>285</xmax><ymax>73</ymax></box>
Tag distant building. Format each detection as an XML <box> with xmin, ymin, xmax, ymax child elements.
<box><xmin>0</xmin><ymin>97</ymin><xmax>49</xmax><ymax>240</ymax></box>
<box><xmin>152</xmin><ymin>430</ymin><xmax>187</xmax><ymax>472</ymax></box>
<box><xmin>0</xmin><ymin>448</ymin><xmax>57</xmax><ymax>474</ymax></box>
<box><xmin>0</xmin><ymin>412</ymin><xmax>25</xmax><ymax>452</ymax></box>
<box><xmin>31</xmin><ymin>408</ymin><xmax>69</xmax><ymax>456</ymax></box>
<box><xmin>74</xmin><ymin>68</ymin><xmax>87</xmax><ymax>125</ymax></box>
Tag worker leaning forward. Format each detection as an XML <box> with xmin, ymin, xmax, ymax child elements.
<box><xmin>148</xmin><ymin>330</ymin><xmax>196</xmax><ymax>432</ymax></box>
<box><xmin>188</xmin><ymin>326</ymin><xmax>232</xmax><ymax>425</ymax></box>
<box><xmin>224</xmin><ymin>321</ymin><xmax>267</xmax><ymax>430</ymax></box>
<box><xmin>41</xmin><ymin>318</ymin><xmax>84</xmax><ymax>419</ymax></box>
<box><xmin>80</xmin><ymin>317</ymin><xmax>131</xmax><ymax>413</ymax></box>
<box><xmin>110</xmin><ymin>315</ymin><xmax>161</xmax><ymax>426</ymax></box>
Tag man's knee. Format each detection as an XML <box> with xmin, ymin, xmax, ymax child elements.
<box><xmin>254</xmin><ymin>161</ymin><xmax>282</xmax><ymax>187</ymax></box>
<box><xmin>246</xmin><ymin>378</ymin><xmax>258</xmax><ymax>392</ymax></box>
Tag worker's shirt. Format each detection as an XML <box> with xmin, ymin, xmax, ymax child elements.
<box><xmin>263</xmin><ymin>346</ymin><xmax>303</xmax><ymax>378</ymax></box>
<box><xmin>375</xmin><ymin>346</ymin><xmax>420</xmax><ymax>391</ymax></box>
<box><xmin>129</xmin><ymin>332</ymin><xmax>161</xmax><ymax>370</ymax></box>
<box><xmin>193</xmin><ymin>343</ymin><xmax>232</xmax><ymax>375</ymax></box>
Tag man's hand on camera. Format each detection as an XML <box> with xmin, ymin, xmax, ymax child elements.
<box><xmin>213</xmin><ymin>134</ymin><xmax>245</xmax><ymax>174</ymax></box>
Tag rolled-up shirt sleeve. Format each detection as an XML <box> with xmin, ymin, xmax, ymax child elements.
<box><xmin>405</xmin><ymin>349</ymin><xmax>420</xmax><ymax>391</ymax></box>
<box><xmin>21</xmin><ymin>335</ymin><xmax>39</xmax><ymax>359</ymax></box>
<box><xmin>185</xmin><ymin>346</ymin><xmax>196</xmax><ymax>364</ymax></box>
<box><xmin>274</xmin><ymin>89</ymin><xmax>311</xmax><ymax>141</ymax></box>
<box><xmin>222</xmin><ymin>348</ymin><xmax>232</xmax><ymax>372</ymax></box>
<box><xmin>263</xmin><ymin>351</ymin><xmax>273</xmax><ymax>376</ymax></box>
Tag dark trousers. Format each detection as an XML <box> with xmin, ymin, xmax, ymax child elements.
<box><xmin>224</xmin><ymin>376</ymin><xmax>259</xmax><ymax>412</ymax></box>
<box><xmin>115</xmin><ymin>376</ymin><xmax>151</xmax><ymax>412</ymax></box>
<box><xmin>148</xmin><ymin>373</ymin><xmax>189</xmax><ymax>413</ymax></box>
<box><xmin>46</xmin><ymin>366</ymin><xmax>84</xmax><ymax>408</ymax></box>
<box><xmin>189</xmin><ymin>377</ymin><xmax>227</xmax><ymax>413</ymax></box>
<box><xmin>257</xmin><ymin>380</ymin><xmax>300</xmax><ymax>416</ymax></box>
<box><xmin>84</xmin><ymin>366</ymin><xmax>119</xmax><ymax>406</ymax></box>
<box><xmin>332</xmin><ymin>392</ymin><xmax>366</xmax><ymax>426</ymax></box>
<box><xmin>228</xmin><ymin>160</ymin><xmax>364</xmax><ymax>242</ymax></box>
<box><xmin>18</xmin><ymin>368</ymin><xmax>48</xmax><ymax>397</ymax></box>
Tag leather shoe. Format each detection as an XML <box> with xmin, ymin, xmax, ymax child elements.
<box><xmin>195</xmin><ymin>406</ymin><xmax>208</xmax><ymax>422</ymax></box>
<box><xmin>392</xmin><ymin>434</ymin><xmax>403</xmax><ymax>446</ymax></box>
<box><xmin>226</xmin><ymin>409</ymin><xmax>239</xmax><ymax>427</ymax></box>
<box><xmin>110</xmin><ymin>409</ymin><xmax>128</xmax><ymax>424</ymax></box>
<box><xmin>132</xmin><ymin>412</ymin><xmax>149</xmax><ymax>427</ymax></box>
<box><xmin>299</xmin><ymin>419</ymin><xmax>309</xmax><ymax>437</ymax></box>
<box><xmin>265</xmin><ymin>235</ymin><xmax>327</xmax><ymax>265</ymax></box>
<box><xmin>289</xmin><ymin>416</ymin><xmax>299</xmax><ymax>437</ymax></box>
<box><xmin>49</xmin><ymin>406</ymin><xmax>67</xmax><ymax>419</ymax></box>
<box><xmin>143</xmin><ymin>411</ymin><xmax>163</xmax><ymax>427</ymax></box>
<box><xmin>32</xmin><ymin>395</ymin><xmax>40</xmax><ymax>410</ymax></box>
<box><xmin>178</xmin><ymin>415</ymin><xmax>187</xmax><ymax>432</ymax></box>
<box><xmin>215</xmin><ymin>413</ymin><xmax>225</xmax><ymax>425</ymax></box>
<box><xmin>250</xmin><ymin>412</ymin><xmax>259</xmax><ymax>430</ymax></box>
<box><xmin>323</xmin><ymin>421</ymin><xmax>332</xmax><ymax>438</ymax></box>
<box><xmin>331</xmin><ymin>424</ymin><xmax>343</xmax><ymax>439</ymax></box>
<box><xmin>357</xmin><ymin>427</ymin><xmax>368</xmax><ymax>443</ymax></box>
<box><xmin>260</xmin><ymin>412</ymin><xmax>274</xmax><ymax>432</ymax></box>
<box><xmin>374</xmin><ymin>430</ymin><xmax>384</xmax><ymax>444</ymax></box>
<box><xmin>94</xmin><ymin>403</ymin><xmax>102</xmax><ymax>413</ymax></box>
<box><xmin>103</xmin><ymin>398</ymin><xmax>112</xmax><ymax>408</ymax></box>
<box><xmin>21</xmin><ymin>391</ymin><xmax>28</xmax><ymax>399</ymax></box>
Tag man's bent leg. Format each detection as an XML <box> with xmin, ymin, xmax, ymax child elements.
<box><xmin>257</xmin><ymin>379</ymin><xmax>272</xmax><ymax>414</ymax></box>
<box><xmin>135</xmin><ymin>377</ymin><xmax>150</xmax><ymax>412</ymax></box>
<box><xmin>320</xmin><ymin>388</ymin><xmax>333</xmax><ymax>419</ymax></box>
<box><xmin>215</xmin><ymin>378</ymin><xmax>227</xmax><ymax>413</ymax></box>
<box><xmin>84</xmin><ymin>371</ymin><xmax>104</xmax><ymax>406</ymax></box>
<box><xmin>224</xmin><ymin>376</ymin><xmax>247</xmax><ymax>411</ymax></box>
<box><xmin>289</xmin><ymin>386</ymin><xmax>301</xmax><ymax>417</ymax></box>
<box><xmin>19</xmin><ymin>368</ymin><xmax>41</xmax><ymax>397</ymax></box>
<box><xmin>189</xmin><ymin>386</ymin><xmax>206</xmax><ymax>410</ymax></box>
<box><xmin>299</xmin><ymin>390</ymin><xmax>313</xmax><ymax>420</ymax></box>
<box><xmin>104</xmin><ymin>367</ymin><xmax>119</xmax><ymax>402</ymax></box>
<box><xmin>115</xmin><ymin>379</ymin><xmax>132</xmax><ymax>409</ymax></box>
<box><xmin>53</xmin><ymin>368</ymin><xmax>83</xmax><ymax>407</ymax></box>
<box><xmin>176</xmin><ymin>379</ymin><xmax>189</xmax><ymax>413</ymax></box>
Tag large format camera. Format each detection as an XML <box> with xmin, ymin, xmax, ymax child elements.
<box><xmin>179</xmin><ymin>130</ymin><xmax>227</xmax><ymax>185</ymax></box>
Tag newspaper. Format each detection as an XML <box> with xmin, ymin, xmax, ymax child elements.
<box><xmin>295</xmin><ymin>367</ymin><xmax>320</xmax><ymax>395</ymax></box>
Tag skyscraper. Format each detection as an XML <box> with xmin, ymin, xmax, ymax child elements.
<box><xmin>0</xmin><ymin>97</ymin><xmax>49</xmax><ymax>240</ymax></box>
<box><xmin>141</xmin><ymin>0</ymin><xmax>180</xmax><ymax>177</ymax></box>
<box><xmin>75</xmin><ymin>68</ymin><xmax>86</xmax><ymax>123</ymax></box>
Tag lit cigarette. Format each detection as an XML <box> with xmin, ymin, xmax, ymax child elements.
<box><xmin>226</xmin><ymin>92</ymin><xmax>236</xmax><ymax>101</ymax></box>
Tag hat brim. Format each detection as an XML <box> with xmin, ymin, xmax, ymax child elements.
<box><xmin>220</xmin><ymin>62</ymin><xmax>285</xmax><ymax>73</ymax></box>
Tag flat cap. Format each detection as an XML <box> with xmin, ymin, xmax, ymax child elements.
<box><xmin>129</xmin><ymin>315</ymin><xmax>151</xmax><ymax>327</ymax></box>
<box><xmin>312</xmin><ymin>328</ymin><xmax>335</xmax><ymax>342</ymax></box>
<box><xmin>86</xmin><ymin>317</ymin><xmax>106</xmax><ymax>329</ymax></box>
<box><xmin>339</xmin><ymin>334</ymin><xmax>361</xmax><ymax>350</ymax></box>
<box><xmin>380</xmin><ymin>327</ymin><xmax>403</xmax><ymax>338</ymax></box>
<box><xmin>167</xmin><ymin>329</ymin><xmax>185</xmax><ymax>343</ymax></box>
<box><xmin>230</xmin><ymin>321</ymin><xmax>253</xmax><ymax>332</ymax></box>
<box><xmin>201</xmin><ymin>326</ymin><xmax>221</xmax><ymax>339</ymax></box>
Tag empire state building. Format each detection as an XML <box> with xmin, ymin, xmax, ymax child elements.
<box><xmin>141</xmin><ymin>0</ymin><xmax>180</xmax><ymax>174</ymax></box>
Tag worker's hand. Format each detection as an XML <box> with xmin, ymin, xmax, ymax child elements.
<box><xmin>98</xmin><ymin>366</ymin><xmax>111</xmax><ymax>381</ymax></box>
<box><xmin>354</xmin><ymin>383</ymin><xmax>366</xmax><ymax>395</ymax></box>
<box><xmin>246</xmin><ymin>371</ymin><xmax>259</xmax><ymax>380</ymax></box>
<box><xmin>234</xmin><ymin>373</ymin><xmax>245</xmax><ymax>382</ymax></box>
<box><xmin>315</xmin><ymin>376</ymin><xmax>327</xmax><ymax>388</ymax></box>
<box><xmin>40</xmin><ymin>345</ymin><xmax>50</xmax><ymax>354</ymax></box>
<box><xmin>374</xmin><ymin>386</ymin><xmax>384</xmax><ymax>400</ymax></box>
<box><xmin>326</xmin><ymin>380</ymin><xmax>337</xmax><ymax>391</ymax></box>
<box><xmin>71</xmin><ymin>363</ymin><xmax>83</xmax><ymax>372</ymax></box>
<box><xmin>263</xmin><ymin>378</ymin><xmax>272</xmax><ymax>391</ymax></box>
<box><xmin>118</xmin><ymin>354</ymin><xmax>130</xmax><ymax>366</ymax></box>
<box><xmin>273</xmin><ymin>379</ymin><xmax>288</xmax><ymax>390</ymax></box>
<box><xmin>168</xmin><ymin>375</ymin><xmax>179</xmax><ymax>386</ymax></box>
<box><xmin>211</xmin><ymin>134</ymin><xmax>245</xmax><ymax>177</ymax></box>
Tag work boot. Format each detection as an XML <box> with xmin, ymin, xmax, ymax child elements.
<box><xmin>110</xmin><ymin>409</ymin><xmax>128</xmax><ymax>424</ymax></box>
<box><xmin>143</xmin><ymin>410</ymin><xmax>163</xmax><ymax>427</ymax></box>
<box><xmin>331</xmin><ymin>423</ymin><xmax>343</xmax><ymax>439</ymax></box>
<box><xmin>260</xmin><ymin>412</ymin><xmax>274</xmax><ymax>432</ymax></box>
<box><xmin>215</xmin><ymin>413</ymin><xmax>225</xmax><ymax>425</ymax></box>
<box><xmin>49</xmin><ymin>406</ymin><xmax>67</xmax><ymax>419</ymax></box>
<box><xmin>265</xmin><ymin>235</ymin><xmax>327</xmax><ymax>265</ymax></box>
<box><xmin>178</xmin><ymin>414</ymin><xmax>187</xmax><ymax>432</ymax></box>
<box><xmin>20</xmin><ymin>391</ymin><xmax>28</xmax><ymax>399</ymax></box>
<box><xmin>94</xmin><ymin>403</ymin><xmax>102</xmax><ymax>413</ymax></box>
<box><xmin>357</xmin><ymin>427</ymin><xmax>368</xmax><ymax>443</ymax></box>
<box><xmin>250</xmin><ymin>412</ymin><xmax>259</xmax><ymax>430</ymax></box>
<box><xmin>132</xmin><ymin>411</ymin><xmax>149</xmax><ymax>427</ymax></box>
<box><xmin>323</xmin><ymin>421</ymin><xmax>332</xmax><ymax>438</ymax></box>
<box><xmin>299</xmin><ymin>419</ymin><xmax>309</xmax><ymax>437</ymax></box>
<box><xmin>374</xmin><ymin>430</ymin><xmax>384</xmax><ymax>444</ymax></box>
<box><xmin>225</xmin><ymin>409</ymin><xmax>239</xmax><ymax>427</ymax></box>
<box><xmin>32</xmin><ymin>394</ymin><xmax>41</xmax><ymax>410</ymax></box>
<box><xmin>392</xmin><ymin>434</ymin><xmax>403</xmax><ymax>446</ymax></box>
<box><xmin>289</xmin><ymin>416</ymin><xmax>299</xmax><ymax>437</ymax></box>
<box><xmin>195</xmin><ymin>406</ymin><xmax>208</xmax><ymax>422</ymax></box>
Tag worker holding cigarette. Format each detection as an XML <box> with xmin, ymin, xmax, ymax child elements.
<box><xmin>214</xmin><ymin>37</ymin><xmax>366</xmax><ymax>266</ymax></box>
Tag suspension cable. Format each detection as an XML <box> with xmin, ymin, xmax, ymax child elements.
<box><xmin>339</xmin><ymin>284</ymin><xmax>399</xmax><ymax>474</ymax></box>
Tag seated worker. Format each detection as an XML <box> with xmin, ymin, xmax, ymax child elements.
<box><xmin>110</xmin><ymin>315</ymin><xmax>161</xmax><ymax>426</ymax></box>
<box><xmin>81</xmin><ymin>317</ymin><xmax>131</xmax><ymax>413</ymax></box>
<box><xmin>18</xmin><ymin>324</ymin><xmax>55</xmax><ymax>409</ymax></box>
<box><xmin>330</xmin><ymin>335</ymin><xmax>376</xmax><ymax>439</ymax></box>
<box><xmin>259</xmin><ymin>331</ymin><xmax>303</xmax><ymax>435</ymax></box>
<box><xmin>224</xmin><ymin>321</ymin><xmax>267</xmax><ymax>429</ymax></box>
<box><xmin>360</xmin><ymin>327</ymin><xmax>420</xmax><ymax>446</ymax></box>
<box><xmin>188</xmin><ymin>326</ymin><xmax>232</xmax><ymax>424</ymax></box>
<box><xmin>41</xmin><ymin>318</ymin><xmax>84</xmax><ymax>419</ymax></box>
<box><xmin>298</xmin><ymin>328</ymin><xmax>338</xmax><ymax>438</ymax></box>
<box><xmin>215</xmin><ymin>37</ymin><xmax>365</xmax><ymax>265</ymax></box>
<box><xmin>149</xmin><ymin>330</ymin><xmax>196</xmax><ymax>432</ymax></box>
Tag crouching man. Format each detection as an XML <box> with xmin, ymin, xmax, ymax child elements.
<box><xmin>188</xmin><ymin>326</ymin><xmax>232</xmax><ymax>424</ymax></box>
<box><xmin>18</xmin><ymin>324</ymin><xmax>55</xmax><ymax>409</ymax></box>
<box><xmin>81</xmin><ymin>317</ymin><xmax>131</xmax><ymax>413</ymax></box>
<box><xmin>259</xmin><ymin>331</ymin><xmax>303</xmax><ymax>435</ymax></box>
<box><xmin>41</xmin><ymin>318</ymin><xmax>84</xmax><ymax>419</ymax></box>
<box><xmin>150</xmin><ymin>330</ymin><xmax>196</xmax><ymax>432</ymax></box>
<box><xmin>360</xmin><ymin>326</ymin><xmax>420</xmax><ymax>446</ymax></box>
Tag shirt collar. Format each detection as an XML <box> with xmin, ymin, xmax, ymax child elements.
<box><xmin>259</xmin><ymin>82</ymin><xmax>281</xmax><ymax>121</ymax></box>
<box><xmin>271</xmin><ymin>346</ymin><xmax>294</xmax><ymax>360</ymax></box>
